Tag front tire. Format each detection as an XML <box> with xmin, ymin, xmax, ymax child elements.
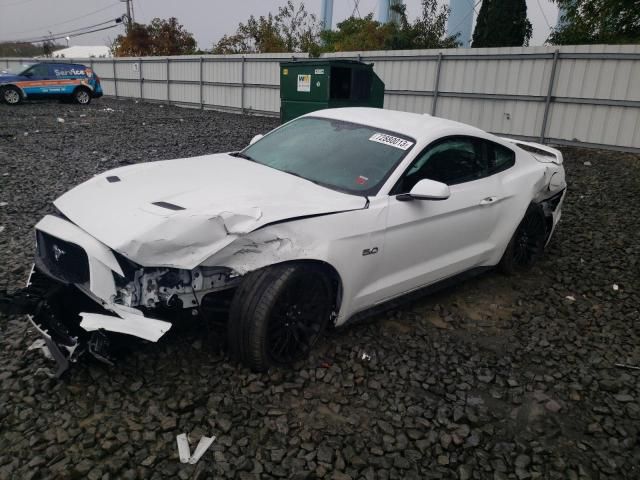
<box><xmin>73</xmin><ymin>87</ymin><xmax>92</xmax><ymax>105</ymax></box>
<box><xmin>2</xmin><ymin>86</ymin><xmax>22</xmax><ymax>105</ymax></box>
<box><xmin>228</xmin><ymin>264</ymin><xmax>333</xmax><ymax>372</ymax></box>
<box><xmin>499</xmin><ymin>204</ymin><xmax>547</xmax><ymax>274</ymax></box>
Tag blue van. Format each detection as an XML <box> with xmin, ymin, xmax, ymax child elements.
<box><xmin>0</xmin><ymin>62</ymin><xmax>103</xmax><ymax>105</ymax></box>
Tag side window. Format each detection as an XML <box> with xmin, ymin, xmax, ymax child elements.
<box><xmin>487</xmin><ymin>143</ymin><xmax>516</xmax><ymax>174</ymax></box>
<box><xmin>25</xmin><ymin>64</ymin><xmax>50</xmax><ymax>77</ymax></box>
<box><xmin>395</xmin><ymin>137</ymin><xmax>487</xmax><ymax>193</ymax></box>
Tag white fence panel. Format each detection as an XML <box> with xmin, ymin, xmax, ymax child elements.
<box><xmin>2</xmin><ymin>46</ymin><xmax>640</xmax><ymax>152</ymax></box>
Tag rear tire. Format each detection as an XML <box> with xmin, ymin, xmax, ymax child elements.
<box><xmin>228</xmin><ymin>264</ymin><xmax>333</xmax><ymax>372</ymax></box>
<box><xmin>73</xmin><ymin>87</ymin><xmax>92</xmax><ymax>105</ymax></box>
<box><xmin>499</xmin><ymin>204</ymin><xmax>547</xmax><ymax>275</ymax></box>
<box><xmin>2</xmin><ymin>86</ymin><xmax>22</xmax><ymax>105</ymax></box>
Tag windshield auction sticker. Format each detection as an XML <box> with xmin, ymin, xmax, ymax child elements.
<box><xmin>297</xmin><ymin>74</ymin><xmax>311</xmax><ymax>92</ymax></box>
<box><xmin>369</xmin><ymin>133</ymin><xmax>414</xmax><ymax>150</ymax></box>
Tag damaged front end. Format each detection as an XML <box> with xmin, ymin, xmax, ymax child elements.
<box><xmin>0</xmin><ymin>214</ymin><xmax>240</xmax><ymax>377</ymax></box>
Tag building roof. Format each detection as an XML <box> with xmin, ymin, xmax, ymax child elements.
<box><xmin>50</xmin><ymin>46</ymin><xmax>112</xmax><ymax>59</ymax></box>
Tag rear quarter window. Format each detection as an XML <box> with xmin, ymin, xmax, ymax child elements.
<box><xmin>488</xmin><ymin>143</ymin><xmax>516</xmax><ymax>175</ymax></box>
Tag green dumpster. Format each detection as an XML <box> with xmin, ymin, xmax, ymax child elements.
<box><xmin>279</xmin><ymin>59</ymin><xmax>385</xmax><ymax>123</ymax></box>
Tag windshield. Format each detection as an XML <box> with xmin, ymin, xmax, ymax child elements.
<box><xmin>241</xmin><ymin>117</ymin><xmax>415</xmax><ymax>196</ymax></box>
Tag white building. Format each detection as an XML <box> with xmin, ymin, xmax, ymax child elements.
<box><xmin>51</xmin><ymin>45</ymin><xmax>112</xmax><ymax>59</ymax></box>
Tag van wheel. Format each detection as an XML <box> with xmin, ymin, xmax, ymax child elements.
<box><xmin>73</xmin><ymin>87</ymin><xmax>91</xmax><ymax>105</ymax></box>
<box><xmin>228</xmin><ymin>264</ymin><xmax>332</xmax><ymax>372</ymax></box>
<box><xmin>499</xmin><ymin>204</ymin><xmax>547</xmax><ymax>274</ymax></box>
<box><xmin>2</xmin><ymin>86</ymin><xmax>22</xmax><ymax>105</ymax></box>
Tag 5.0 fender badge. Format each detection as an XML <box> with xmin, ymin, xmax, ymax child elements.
<box><xmin>362</xmin><ymin>247</ymin><xmax>378</xmax><ymax>256</ymax></box>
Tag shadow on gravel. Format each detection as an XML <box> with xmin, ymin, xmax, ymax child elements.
<box><xmin>1</xmin><ymin>99</ymin><xmax>639</xmax><ymax>480</ymax></box>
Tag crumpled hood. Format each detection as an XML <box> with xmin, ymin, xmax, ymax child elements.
<box><xmin>54</xmin><ymin>153</ymin><xmax>367</xmax><ymax>269</ymax></box>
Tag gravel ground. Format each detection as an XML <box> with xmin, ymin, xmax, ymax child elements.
<box><xmin>0</xmin><ymin>98</ymin><xmax>639</xmax><ymax>480</ymax></box>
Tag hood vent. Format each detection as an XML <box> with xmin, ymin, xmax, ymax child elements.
<box><xmin>152</xmin><ymin>201</ymin><xmax>185</xmax><ymax>211</ymax></box>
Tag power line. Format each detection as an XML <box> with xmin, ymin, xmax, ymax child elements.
<box><xmin>15</xmin><ymin>18</ymin><xmax>123</xmax><ymax>43</ymax></box>
<box><xmin>450</xmin><ymin>0</ymin><xmax>482</xmax><ymax>36</ymax></box>
<box><xmin>2</xmin><ymin>2</ymin><xmax>121</xmax><ymax>38</ymax></box>
<box><xmin>46</xmin><ymin>24</ymin><xmax>121</xmax><ymax>43</ymax></box>
<box><xmin>535</xmin><ymin>0</ymin><xmax>553</xmax><ymax>31</ymax></box>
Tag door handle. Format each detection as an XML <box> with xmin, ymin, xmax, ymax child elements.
<box><xmin>480</xmin><ymin>196</ymin><xmax>499</xmax><ymax>205</ymax></box>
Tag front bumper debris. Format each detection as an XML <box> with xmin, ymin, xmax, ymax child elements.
<box><xmin>1</xmin><ymin>267</ymin><xmax>123</xmax><ymax>377</ymax></box>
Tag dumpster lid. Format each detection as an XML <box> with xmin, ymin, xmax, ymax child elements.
<box><xmin>280</xmin><ymin>59</ymin><xmax>373</xmax><ymax>68</ymax></box>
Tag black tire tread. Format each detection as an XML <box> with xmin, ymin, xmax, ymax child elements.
<box><xmin>228</xmin><ymin>264</ymin><xmax>330</xmax><ymax>372</ymax></box>
<box><xmin>499</xmin><ymin>204</ymin><xmax>546</xmax><ymax>275</ymax></box>
<box><xmin>2</xmin><ymin>85</ymin><xmax>22</xmax><ymax>105</ymax></box>
<box><xmin>73</xmin><ymin>87</ymin><xmax>92</xmax><ymax>105</ymax></box>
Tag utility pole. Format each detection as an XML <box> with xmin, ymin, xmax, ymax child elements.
<box><xmin>121</xmin><ymin>0</ymin><xmax>133</xmax><ymax>30</ymax></box>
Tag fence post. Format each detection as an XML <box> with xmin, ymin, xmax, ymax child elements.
<box><xmin>199</xmin><ymin>56</ymin><xmax>204</xmax><ymax>109</ymax></box>
<box><xmin>139</xmin><ymin>58</ymin><xmax>143</xmax><ymax>100</ymax></box>
<box><xmin>166</xmin><ymin>58</ymin><xmax>170</xmax><ymax>103</ymax></box>
<box><xmin>241</xmin><ymin>56</ymin><xmax>246</xmax><ymax>114</ymax></box>
<box><xmin>112</xmin><ymin>58</ymin><xmax>118</xmax><ymax>98</ymax></box>
<box><xmin>540</xmin><ymin>49</ymin><xmax>559</xmax><ymax>143</ymax></box>
<box><xmin>431</xmin><ymin>52</ymin><xmax>443</xmax><ymax>116</ymax></box>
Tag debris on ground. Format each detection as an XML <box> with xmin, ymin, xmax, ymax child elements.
<box><xmin>1</xmin><ymin>99</ymin><xmax>638</xmax><ymax>479</ymax></box>
<box><xmin>176</xmin><ymin>433</ymin><xmax>216</xmax><ymax>464</ymax></box>
<box><xmin>615</xmin><ymin>363</ymin><xmax>640</xmax><ymax>371</ymax></box>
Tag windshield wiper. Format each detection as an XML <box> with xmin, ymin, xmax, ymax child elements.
<box><xmin>230</xmin><ymin>151</ymin><xmax>255</xmax><ymax>162</ymax></box>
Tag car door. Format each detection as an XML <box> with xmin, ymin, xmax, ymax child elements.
<box><xmin>373</xmin><ymin>136</ymin><xmax>505</xmax><ymax>302</ymax></box>
<box><xmin>20</xmin><ymin>64</ymin><xmax>53</xmax><ymax>98</ymax></box>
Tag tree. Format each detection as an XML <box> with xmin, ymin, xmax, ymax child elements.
<box><xmin>112</xmin><ymin>17</ymin><xmax>196</xmax><ymax>57</ymax></box>
<box><xmin>321</xmin><ymin>1</ymin><xmax>458</xmax><ymax>52</ymax></box>
<box><xmin>213</xmin><ymin>1</ymin><xmax>321</xmax><ymax>55</ymax></box>
<box><xmin>549</xmin><ymin>0</ymin><xmax>640</xmax><ymax>44</ymax></box>
<box><xmin>214</xmin><ymin>0</ymin><xmax>457</xmax><ymax>55</ymax></box>
<box><xmin>0</xmin><ymin>41</ymin><xmax>64</xmax><ymax>57</ymax></box>
<box><xmin>472</xmin><ymin>0</ymin><xmax>532</xmax><ymax>47</ymax></box>
<box><xmin>320</xmin><ymin>15</ymin><xmax>395</xmax><ymax>52</ymax></box>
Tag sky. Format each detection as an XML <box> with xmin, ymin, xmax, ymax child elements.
<box><xmin>0</xmin><ymin>0</ymin><xmax>559</xmax><ymax>49</ymax></box>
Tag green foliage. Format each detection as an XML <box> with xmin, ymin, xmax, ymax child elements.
<box><xmin>112</xmin><ymin>17</ymin><xmax>197</xmax><ymax>57</ymax></box>
<box><xmin>214</xmin><ymin>0</ymin><xmax>458</xmax><ymax>54</ymax></box>
<box><xmin>320</xmin><ymin>14</ymin><xmax>394</xmax><ymax>52</ymax></box>
<box><xmin>213</xmin><ymin>1</ymin><xmax>321</xmax><ymax>55</ymax></box>
<box><xmin>321</xmin><ymin>1</ymin><xmax>459</xmax><ymax>52</ymax></box>
<box><xmin>549</xmin><ymin>0</ymin><xmax>640</xmax><ymax>45</ymax></box>
<box><xmin>472</xmin><ymin>0</ymin><xmax>532</xmax><ymax>47</ymax></box>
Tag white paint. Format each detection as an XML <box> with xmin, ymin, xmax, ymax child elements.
<box><xmin>54</xmin><ymin>152</ymin><xmax>366</xmax><ymax>269</ymax></box>
<box><xmin>79</xmin><ymin>310</ymin><xmax>171</xmax><ymax>342</ymax></box>
<box><xmin>41</xmin><ymin>107</ymin><xmax>566</xmax><ymax>335</ymax></box>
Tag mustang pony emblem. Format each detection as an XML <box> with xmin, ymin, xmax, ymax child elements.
<box><xmin>52</xmin><ymin>244</ymin><xmax>66</xmax><ymax>262</ymax></box>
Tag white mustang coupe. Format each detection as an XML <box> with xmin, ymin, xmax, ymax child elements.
<box><xmin>8</xmin><ymin>108</ymin><xmax>566</xmax><ymax>376</ymax></box>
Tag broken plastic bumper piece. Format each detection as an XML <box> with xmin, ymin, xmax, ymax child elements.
<box><xmin>1</xmin><ymin>264</ymin><xmax>171</xmax><ymax>378</ymax></box>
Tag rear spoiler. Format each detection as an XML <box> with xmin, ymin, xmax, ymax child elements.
<box><xmin>500</xmin><ymin>137</ymin><xmax>563</xmax><ymax>165</ymax></box>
